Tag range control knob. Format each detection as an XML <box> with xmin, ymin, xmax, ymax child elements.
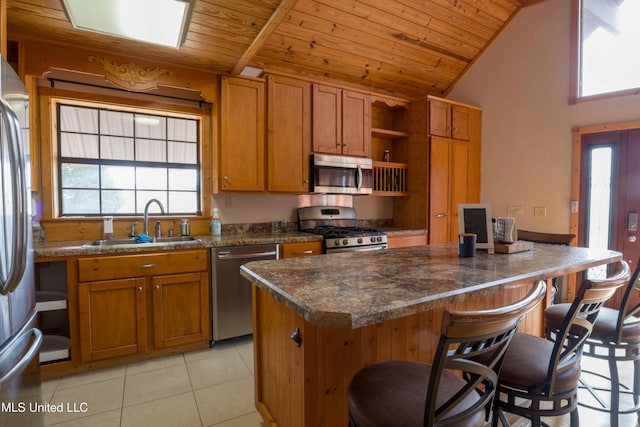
<box><xmin>370</xmin><ymin>237</ymin><xmax>376</xmax><ymax>243</ymax></box>
<box><xmin>343</xmin><ymin>239</ymin><xmax>349</xmax><ymax>246</ymax></box>
<box><xmin>357</xmin><ymin>238</ymin><xmax>363</xmax><ymax>244</ymax></box>
<box><xmin>334</xmin><ymin>239</ymin><xmax>341</xmax><ymax>246</ymax></box>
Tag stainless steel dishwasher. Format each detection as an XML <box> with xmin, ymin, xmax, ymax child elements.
<box><xmin>211</xmin><ymin>244</ymin><xmax>279</xmax><ymax>342</ymax></box>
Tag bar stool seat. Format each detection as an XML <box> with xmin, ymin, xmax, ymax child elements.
<box><xmin>349</xmin><ymin>360</ymin><xmax>485</xmax><ymax>427</ymax></box>
<box><xmin>347</xmin><ymin>282</ymin><xmax>547</xmax><ymax>427</ymax></box>
<box><xmin>497</xmin><ymin>333</ymin><xmax>581</xmax><ymax>392</ymax></box>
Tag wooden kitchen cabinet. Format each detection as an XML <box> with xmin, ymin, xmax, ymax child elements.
<box><xmin>78</xmin><ymin>277</ymin><xmax>147</xmax><ymax>362</ymax></box>
<box><xmin>393</xmin><ymin>97</ymin><xmax>481</xmax><ymax>242</ymax></box>
<box><xmin>267</xmin><ymin>75</ymin><xmax>311</xmax><ymax>192</ymax></box>
<box><xmin>429</xmin><ymin>98</ymin><xmax>471</xmax><ymax>141</ymax></box>
<box><xmin>220</xmin><ymin>76</ymin><xmax>265</xmax><ymax>191</ymax></box>
<box><xmin>77</xmin><ymin>250</ymin><xmax>210</xmax><ymax>362</ymax></box>
<box><xmin>386</xmin><ymin>232</ymin><xmax>427</xmax><ymax>248</ymax></box>
<box><xmin>428</xmin><ymin>97</ymin><xmax>481</xmax><ymax>243</ymax></box>
<box><xmin>312</xmin><ymin>84</ymin><xmax>371</xmax><ymax>157</ymax></box>
<box><xmin>280</xmin><ymin>241</ymin><xmax>322</xmax><ymax>258</ymax></box>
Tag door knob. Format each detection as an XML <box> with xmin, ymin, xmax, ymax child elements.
<box><xmin>628</xmin><ymin>235</ymin><xmax>637</xmax><ymax>243</ymax></box>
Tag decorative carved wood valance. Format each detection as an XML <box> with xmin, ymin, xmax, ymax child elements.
<box><xmin>88</xmin><ymin>56</ymin><xmax>173</xmax><ymax>91</ymax></box>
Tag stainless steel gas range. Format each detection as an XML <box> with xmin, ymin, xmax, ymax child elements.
<box><xmin>297</xmin><ymin>206</ymin><xmax>387</xmax><ymax>253</ymax></box>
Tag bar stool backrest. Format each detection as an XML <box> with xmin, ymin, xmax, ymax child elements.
<box><xmin>424</xmin><ymin>281</ymin><xmax>547</xmax><ymax>425</ymax></box>
<box><xmin>546</xmin><ymin>261</ymin><xmax>630</xmax><ymax>394</ymax></box>
<box><xmin>614</xmin><ymin>258</ymin><xmax>640</xmax><ymax>343</ymax></box>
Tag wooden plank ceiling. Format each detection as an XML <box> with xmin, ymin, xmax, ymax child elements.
<box><xmin>7</xmin><ymin>0</ymin><xmax>527</xmax><ymax>100</ymax></box>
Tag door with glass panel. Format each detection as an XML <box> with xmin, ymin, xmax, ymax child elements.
<box><xmin>580</xmin><ymin>130</ymin><xmax>640</xmax><ymax>306</ymax></box>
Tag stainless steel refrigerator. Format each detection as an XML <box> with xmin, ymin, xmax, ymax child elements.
<box><xmin>0</xmin><ymin>56</ymin><xmax>43</xmax><ymax>426</ymax></box>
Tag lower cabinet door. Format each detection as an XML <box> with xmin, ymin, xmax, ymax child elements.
<box><xmin>152</xmin><ymin>272</ymin><xmax>210</xmax><ymax>348</ymax></box>
<box><xmin>78</xmin><ymin>277</ymin><xmax>147</xmax><ymax>362</ymax></box>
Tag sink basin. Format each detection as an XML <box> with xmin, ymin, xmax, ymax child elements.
<box><xmin>84</xmin><ymin>236</ymin><xmax>198</xmax><ymax>247</ymax></box>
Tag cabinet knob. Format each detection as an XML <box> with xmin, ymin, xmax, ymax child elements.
<box><xmin>290</xmin><ymin>327</ymin><xmax>302</xmax><ymax>347</ymax></box>
<box><xmin>435</xmin><ymin>213</ymin><xmax>447</xmax><ymax>218</ymax></box>
<box><xmin>137</xmin><ymin>287</ymin><xmax>143</xmax><ymax>292</ymax></box>
<box><xmin>224</xmin><ymin>176</ymin><xmax>229</xmax><ymax>181</ymax></box>
<box><xmin>155</xmin><ymin>285</ymin><xmax>160</xmax><ymax>290</ymax></box>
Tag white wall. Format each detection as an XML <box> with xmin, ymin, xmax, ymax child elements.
<box><xmin>449</xmin><ymin>0</ymin><xmax>640</xmax><ymax>232</ymax></box>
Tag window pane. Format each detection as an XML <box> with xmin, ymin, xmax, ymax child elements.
<box><xmin>581</xmin><ymin>0</ymin><xmax>640</xmax><ymax>96</ymax></box>
<box><xmin>62</xmin><ymin>189</ymin><xmax>100</xmax><ymax>214</ymax></box>
<box><xmin>101</xmin><ymin>136</ymin><xmax>134</xmax><ymax>160</ymax></box>
<box><xmin>100</xmin><ymin>110</ymin><xmax>134</xmax><ymax>136</ymax></box>
<box><xmin>168</xmin><ymin>118</ymin><xmax>197</xmax><ymax>142</ymax></box>
<box><xmin>136</xmin><ymin>167</ymin><xmax>167</xmax><ymax>190</ymax></box>
<box><xmin>61</xmin><ymin>164</ymin><xmax>99</xmax><ymax>188</ymax></box>
<box><xmin>101</xmin><ymin>190</ymin><xmax>135</xmax><ymax>214</ymax></box>
<box><xmin>137</xmin><ymin>192</ymin><xmax>167</xmax><ymax>214</ymax></box>
<box><xmin>168</xmin><ymin>141</ymin><xmax>197</xmax><ymax>164</ymax></box>
<box><xmin>136</xmin><ymin>139</ymin><xmax>167</xmax><ymax>162</ymax></box>
<box><xmin>101</xmin><ymin>166</ymin><xmax>135</xmax><ymax>189</ymax></box>
<box><xmin>60</xmin><ymin>105</ymin><xmax>98</xmax><ymax>133</ymax></box>
<box><xmin>61</xmin><ymin>133</ymin><xmax>99</xmax><ymax>158</ymax></box>
<box><xmin>135</xmin><ymin>115</ymin><xmax>166</xmax><ymax>139</ymax></box>
<box><xmin>169</xmin><ymin>168</ymin><xmax>197</xmax><ymax>191</ymax></box>
<box><xmin>169</xmin><ymin>191</ymin><xmax>197</xmax><ymax>212</ymax></box>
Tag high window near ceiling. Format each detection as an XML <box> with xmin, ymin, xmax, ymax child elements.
<box><xmin>573</xmin><ymin>0</ymin><xmax>640</xmax><ymax>101</ymax></box>
<box><xmin>57</xmin><ymin>103</ymin><xmax>201</xmax><ymax>216</ymax></box>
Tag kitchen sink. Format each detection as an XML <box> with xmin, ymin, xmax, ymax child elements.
<box><xmin>84</xmin><ymin>236</ymin><xmax>199</xmax><ymax>247</ymax></box>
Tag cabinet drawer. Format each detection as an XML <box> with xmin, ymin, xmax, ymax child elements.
<box><xmin>281</xmin><ymin>241</ymin><xmax>323</xmax><ymax>258</ymax></box>
<box><xmin>78</xmin><ymin>250</ymin><xmax>208</xmax><ymax>282</ymax></box>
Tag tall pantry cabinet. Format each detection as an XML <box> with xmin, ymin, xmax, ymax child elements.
<box><xmin>393</xmin><ymin>96</ymin><xmax>481</xmax><ymax>243</ymax></box>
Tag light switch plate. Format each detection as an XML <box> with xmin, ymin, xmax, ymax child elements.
<box><xmin>534</xmin><ymin>207</ymin><xmax>547</xmax><ymax>217</ymax></box>
<box><xmin>507</xmin><ymin>206</ymin><xmax>524</xmax><ymax>217</ymax></box>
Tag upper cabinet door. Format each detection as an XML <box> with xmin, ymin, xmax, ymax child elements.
<box><xmin>220</xmin><ymin>76</ymin><xmax>265</xmax><ymax>191</ymax></box>
<box><xmin>341</xmin><ymin>90</ymin><xmax>371</xmax><ymax>157</ymax></box>
<box><xmin>429</xmin><ymin>99</ymin><xmax>470</xmax><ymax>141</ymax></box>
<box><xmin>312</xmin><ymin>84</ymin><xmax>342</xmax><ymax>155</ymax></box>
<box><xmin>312</xmin><ymin>84</ymin><xmax>371</xmax><ymax>157</ymax></box>
<box><xmin>267</xmin><ymin>76</ymin><xmax>311</xmax><ymax>193</ymax></box>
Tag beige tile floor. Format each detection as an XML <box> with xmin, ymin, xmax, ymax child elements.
<box><xmin>40</xmin><ymin>336</ymin><xmax>265</xmax><ymax>427</ymax></box>
<box><xmin>39</xmin><ymin>335</ymin><xmax>640</xmax><ymax>427</ymax></box>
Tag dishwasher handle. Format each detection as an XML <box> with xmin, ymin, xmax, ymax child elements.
<box><xmin>216</xmin><ymin>251</ymin><xmax>278</xmax><ymax>260</ymax></box>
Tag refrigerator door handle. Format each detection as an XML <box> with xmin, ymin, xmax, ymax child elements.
<box><xmin>0</xmin><ymin>327</ymin><xmax>42</xmax><ymax>390</ymax></box>
<box><xmin>0</xmin><ymin>97</ymin><xmax>28</xmax><ymax>295</ymax></box>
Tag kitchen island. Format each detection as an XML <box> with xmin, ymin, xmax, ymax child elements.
<box><xmin>240</xmin><ymin>243</ymin><xmax>621</xmax><ymax>427</ymax></box>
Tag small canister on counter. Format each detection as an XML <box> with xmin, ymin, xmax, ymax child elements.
<box><xmin>458</xmin><ymin>233</ymin><xmax>476</xmax><ymax>257</ymax></box>
<box><xmin>180</xmin><ymin>219</ymin><xmax>190</xmax><ymax>236</ymax></box>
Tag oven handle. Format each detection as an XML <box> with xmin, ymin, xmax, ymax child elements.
<box><xmin>356</xmin><ymin>164</ymin><xmax>362</xmax><ymax>191</ymax></box>
<box><xmin>216</xmin><ymin>251</ymin><xmax>278</xmax><ymax>260</ymax></box>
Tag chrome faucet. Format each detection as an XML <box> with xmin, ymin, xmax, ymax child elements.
<box><xmin>143</xmin><ymin>199</ymin><xmax>165</xmax><ymax>236</ymax></box>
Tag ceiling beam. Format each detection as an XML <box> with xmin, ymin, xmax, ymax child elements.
<box><xmin>231</xmin><ymin>0</ymin><xmax>299</xmax><ymax>75</ymax></box>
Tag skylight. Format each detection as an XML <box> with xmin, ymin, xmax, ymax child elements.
<box><xmin>62</xmin><ymin>0</ymin><xmax>194</xmax><ymax>49</ymax></box>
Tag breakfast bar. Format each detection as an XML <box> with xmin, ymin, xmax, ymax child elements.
<box><xmin>240</xmin><ymin>243</ymin><xmax>622</xmax><ymax>427</ymax></box>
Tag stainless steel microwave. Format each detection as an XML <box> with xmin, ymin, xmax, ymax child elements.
<box><xmin>310</xmin><ymin>153</ymin><xmax>373</xmax><ymax>194</ymax></box>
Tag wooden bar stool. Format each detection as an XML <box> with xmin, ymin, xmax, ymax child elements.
<box><xmin>491</xmin><ymin>260</ymin><xmax>629</xmax><ymax>427</ymax></box>
<box><xmin>545</xmin><ymin>259</ymin><xmax>640</xmax><ymax>427</ymax></box>
<box><xmin>347</xmin><ymin>281</ymin><xmax>547</xmax><ymax>427</ymax></box>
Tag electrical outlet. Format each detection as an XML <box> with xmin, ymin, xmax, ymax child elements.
<box><xmin>225</xmin><ymin>196</ymin><xmax>233</xmax><ymax>208</ymax></box>
<box><xmin>507</xmin><ymin>206</ymin><xmax>524</xmax><ymax>217</ymax></box>
<box><xmin>534</xmin><ymin>207</ymin><xmax>547</xmax><ymax>217</ymax></box>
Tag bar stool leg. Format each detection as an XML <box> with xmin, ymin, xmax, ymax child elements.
<box><xmin>609</xmin><ymin>351</ymin><xmax>620</xmax><ymax>427</ymax></box>
<box><xmin>635</xmin><ymin>358</ymin><xmax>640</xmax><ymax>425</ymax></box>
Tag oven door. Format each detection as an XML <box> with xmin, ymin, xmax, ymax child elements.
<box><xmin>327</xmin><ymin>244</ymin><xmax>387</xmax><ymax>253</ymax></box>
<box><xmin>311</xmin><ymin>154</ymin><xmax>372</xmax><ymax>194</ymax></box>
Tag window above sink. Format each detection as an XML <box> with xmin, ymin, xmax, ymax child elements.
<box><xmin>57</xmin><ymin>102</ymin><xmax>201</xmax><ymax>217</ymax></box>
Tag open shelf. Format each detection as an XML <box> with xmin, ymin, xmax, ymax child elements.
<box><xmin>40</xmin><ymin>335</ymin><xmax>71</xmax><ymax>363</ymax></box>
<box><xmin>36</xmin><ymin>291</ymin><xmax>67</xmax><ymax>312</ymax></box>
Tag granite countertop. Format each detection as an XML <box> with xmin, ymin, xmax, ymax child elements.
<box><xmin>33</xmin><ymin>231</ymin><xmax>323</xmax><ymax>258</ymax></box>
<box><xmin>240</xmin><ymin>243</ymin><xmax>622</xmax><ymax>329</ymax></box>
<box><xmin>33</xmin><ymin>228</ymin><xmax>424</xmax><ymax>259</ymax></box>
